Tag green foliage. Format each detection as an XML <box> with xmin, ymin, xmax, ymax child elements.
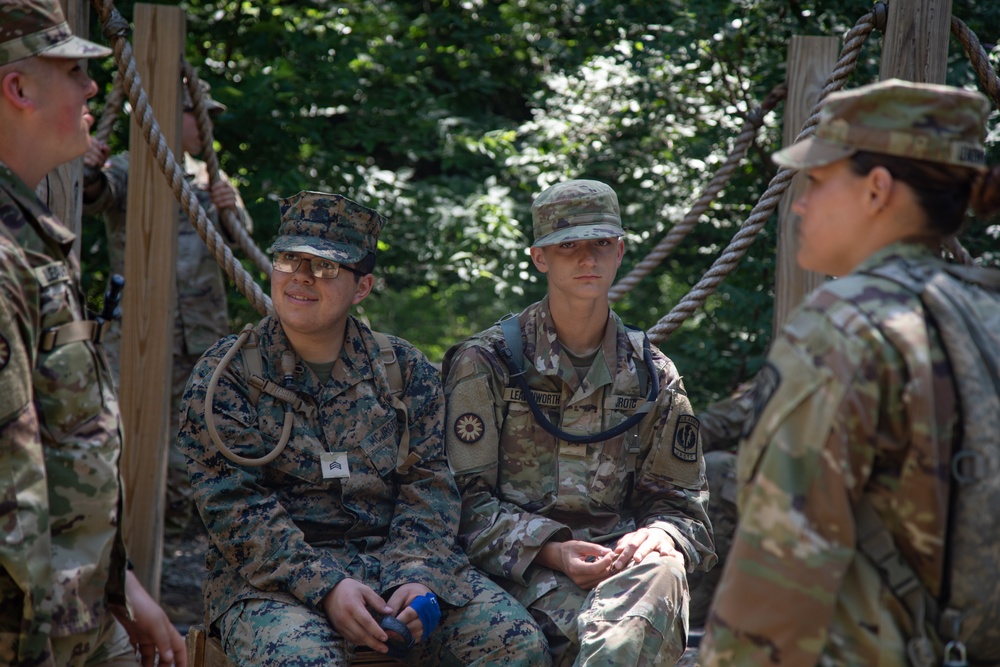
<box><xmin>81</xmin><ymin>0</ymin><xmax>1000</xmax><ymax>409</ymax></box>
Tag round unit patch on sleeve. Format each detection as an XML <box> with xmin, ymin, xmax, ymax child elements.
<box><xmin>672</xmin><ymin>414</ymin><xmax>700</xmax><ymax>462</ymax></box>
<box><xmin>454</xmin><ymin>413</ymin><xmax>486</xmax><ymax>444</ymax></box>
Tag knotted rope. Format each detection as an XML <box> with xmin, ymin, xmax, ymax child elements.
<box><xmin>646</xmin><ymin>5</ymin><xmax>885</xmax><ymax>343</ymax></box>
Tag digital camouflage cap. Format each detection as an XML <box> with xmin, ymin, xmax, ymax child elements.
<box><xmin>531</xmin><ymin>179</ymin><xmax>626</xmax><ymax>247</ymax></box>
<box><xmin>269</xmin><ymin>191</ymin><xmax>386</xmax><ymax>265</ymax></box>
<box><xmin>773</xmin><ymin>78</ymin><xmax>989</xmax><ymax>170</ymax></box>
<box><xmin>0</xmin><ymin>0</ymin><xmax>111</xmax><ymax>66</ymax></box>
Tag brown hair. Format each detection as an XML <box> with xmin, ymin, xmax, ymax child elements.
<box><xmin>849</xmin><ymin>152</ymin><xmax>1000</xmax><ymax>237</ymax></box>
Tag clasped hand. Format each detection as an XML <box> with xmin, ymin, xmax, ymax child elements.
<box><xmin>538</xmin><ymin>527</ymin><xmax>680</xmax><ymax>589</ymax></box>
<box><xmin>322</xmin><ymin>579</ymin><xmax>433</xmax><ymax>654</ymax></box>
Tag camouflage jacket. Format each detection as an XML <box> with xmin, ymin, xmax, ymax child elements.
<box><xmin>701</xmin><ymin>243</ymin><xmax>958</xmax><ymax>666</ymax></box>
<box><xmin>0</xmin><ymin>164</ymin><xmax>127</xmax><ymax>663</ymax></box>
<box><xmin>442</xmin><ymin>297</ymin><xmax>715</xmax><ymax>606</ymax></box>
<box><xmin>83</xmin><ymin>153</ymin><xmax>249</xmax><ymax>368</ymax></box>
<box><xmin>177</xmin><ymin>315</ymin><xmax>474</xmax><ymax>626</ymax></box>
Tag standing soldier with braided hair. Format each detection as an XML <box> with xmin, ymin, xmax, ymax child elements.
<box><xmin>0</xmin><ymin>0</ymin><xmax>185</xmax><ymax>664</ymax></box>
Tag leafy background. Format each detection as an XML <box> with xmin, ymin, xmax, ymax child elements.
<box><xmin>81</xmin><ymin>0</ymin><xmax>1000</xmax><ymax>410</ymax></box>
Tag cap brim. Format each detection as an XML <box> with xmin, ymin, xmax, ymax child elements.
<box><xmin>37</xmin><ymin>36</ymin><xmax>112</xmax><ymax>60</ymax></box>
<box><xmin>268</xmin><ymin>237</ymin><xmax>366</xmax><ymax>264</ymax></box>
<box><xmin>772</xmin><ymin>136</ymin><xmax>856</xmax><ymax>170</ymax></box>
<box><xmin>533</xmin><ymin>223</ymin><xmax>625</xmax><ymax>248</ymax></box>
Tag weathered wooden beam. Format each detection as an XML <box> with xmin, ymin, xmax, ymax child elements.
<box><xmin>119</xmin><ymin>3</ymin><xmax>184</xmax><ymax>600</ymax></box>
<box><xmin>773</xmin><ymin>36</ymin><xmax>839</xmax><ymax>336</ymax></box>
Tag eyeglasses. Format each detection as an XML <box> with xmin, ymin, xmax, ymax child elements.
<box><xmin>272</xmin><ymin>252</ymin><xmax>363</xmax><ymax>279</ymax></box>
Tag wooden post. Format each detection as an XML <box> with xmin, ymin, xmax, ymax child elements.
<box><xmin>773</xmin><ymin>36</ymin><xmax>839</xmax><ymax>336</ymax></box>
<box><xmin>38</xmin><ymin>0</ymin><xmax>90</xmax><ymax>263</ymax></box>
<box><xmin>119</xmin><ymin>4</ymin><xmax>184</xmax><ymax>599</ymax></box>
<box><xmin>880</xmin><ymin>0</ymin><xmax>953</xmax><ymax>83</ymax></box>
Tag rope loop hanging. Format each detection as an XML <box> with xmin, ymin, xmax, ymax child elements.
<box><xmin>646</xmin><ymin>5</ymin><xmax>884</xmax><ymax>344</ymax></box>
<box><xmin>609</xmin><ymin>84</ymin><xmax>787</xmax><ymax>303</ymax></box>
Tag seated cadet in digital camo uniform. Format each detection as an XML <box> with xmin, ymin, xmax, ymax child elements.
<box><xmin>0</xmin><ymin>0</ymin><xmax>185</xmax><ymax>665</ymax></box>
<box><xmin>442</xmin><ymin>179</ymin><xmax>717</xmax><ymax>667</ymax></box>
<box><xmin>82</xmin><ymin>75</ymin><xmax>252</xmax><ymax>535</ymax></box>
<box><xmin>701</xmin><ymin>80</ymin><xmax>1000</xmax><ymax>665</ymax></box>
<box><xmin>176</xmin><ymin>191</ymin><xmax>550</xmax><ymax>666</ymax></box>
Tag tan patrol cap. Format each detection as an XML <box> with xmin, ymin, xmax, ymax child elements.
<box><xmin>531</xmin><ymin>179</ymin><xmax>625</xmax><ymax>248</ymax></box>
<box><xmin>0</xmin><ymin>0</ymin><xmax>111</xmax><ymax>66</ymax></box>
<box><xmin>773</xmin><ymin>78</ymin><xmax>989</xmax><ymax>171</ymax></box>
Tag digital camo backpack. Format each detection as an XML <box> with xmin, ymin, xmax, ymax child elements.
<box><xmin>856</xmin><ymin>259</ymin><xmax>1000</xmax><ymax>667</ymax></box>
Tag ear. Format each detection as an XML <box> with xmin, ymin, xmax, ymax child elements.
<box><xmin>615</xmin><ymin>238</ymin><xmax>625</xmax><ymax>268</ymax></box>
<box><xmin>865</xmin><ymin>166</ymin><xmax>894</xmax><ymax>215</ymax></box>
<box><xmin>529</xmin><ymin>246</ymin><xmax>548</xmax><ymax>273</ymax></box>
<box><xmin>0</xmin><ymin>70</ymin><xmax>33</xmax><ymax>110</ymax></box>
<box><xmin>352</xmin><ymin>273</ymin><xmax>375</xmax><ymax>304</ymax></box>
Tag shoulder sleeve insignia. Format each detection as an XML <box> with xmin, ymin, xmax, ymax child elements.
<box><xmin>454</xmin><ymin>413</ymin><xmax>486</xmax><ymax>444</ymax></box>
<box><xmin>672</xmin><ymin>414</ymin><xmax>700</xmax><ymax>461</ymax></box>
<box><xmin>741</xmin><ymin>362</ymin><xmax>782</xmax><ymax>439</ymax></box>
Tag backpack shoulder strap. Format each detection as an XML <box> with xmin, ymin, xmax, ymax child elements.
<box><xmin>370</xmin><ymin>330</ymin><xmax>416</xmax><ymax>474</ymax></box>
<box><xmin>624</xmin><ymin>324</ymin><xmax>650</xmax><ymax>394</ymax></box>
<box><xmin>498</xmin><ymin>313</ymin><xmax>524</xmax><ymax>375</ymax></box>
<box><xmin>371</xmin><ymin>331</ymin><xmax>403</xmax><ymax>396</ymax></box>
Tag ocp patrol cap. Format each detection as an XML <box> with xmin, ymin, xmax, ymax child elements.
<box><xmin>0</xmin><ymin>0</ymin><xmax>111</xmax><ymax>66</ymax></box>
<box><xmin>773</xmin><ymin>78</ymin><xmax>989</xmax><ymax>171</ymax></box>
<box><xmin>531</xmin><ymin>179</ymin><xmax>625</xmax><ymax>248</ymax></box>
<box><xmin>269</xmin><ymin>191</ymin><xmax>386</xmax><ymax>264</ymax></box>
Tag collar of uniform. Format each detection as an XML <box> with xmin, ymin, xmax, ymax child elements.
<box><xmin>853</xmin><ymin>240</ymin><xmax>941</xmax><ymax>276</ymax></box>
<box><xmin>0</xmin><ymin>159</ymin><xmax>78</xmax><ymax>251</ymax></box>
<box><xmin>528</xmin><ymin>296</ymin><xmax>620</xmax><ymax>398</ymax></box>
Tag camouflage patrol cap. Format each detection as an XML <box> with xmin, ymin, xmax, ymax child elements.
<box><xmin>269</xmin><ymin>191</ymin><xmax>386</xmax><ymax>264</ymax></box>
<box><xmin>773</xmin><ymin>78</ymin><xmax>989</xmax><ymax>171</ymax></box>
<box><xmin>531</xmin><ymin>179</ymin><xmax>625</xmax><ymax>247</ymax></box>
<box><xmin>182</xmin><ymin>78</ymin><xmax>227</xmax><ymax>115</ymax></box>
<box><xmin>0</xmin><ymin>0</ymin><xmax>111</xmax><ymax>66</ymax></box>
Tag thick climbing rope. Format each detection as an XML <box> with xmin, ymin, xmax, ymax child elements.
<box><xmin>181</xmin><ymin>61</ymin><xmax>273</xmax><ymax>277</ymax></box>
<box><xmin>952</xmin><ymin>16</ymin><xmax>1000</xmax><ymax>107</ymax></box>
<box><xmin>92</xmin><ymin>0</ymin><xmax>274</xmax><ymax>317</ymax></box>
<box><xmin>609</xmin><ymin>84</ymin><xmax>787</xmax><ymax>303</ymax></box>
<box><xmin>645</xmin><ymin>4</ymin><xmax>887</xmax><ymax>344</ymax></box>
<box><xmin>944</xmin><ymin>15</ymin><xmax>1000</xmax><ymax>267</ymax></box>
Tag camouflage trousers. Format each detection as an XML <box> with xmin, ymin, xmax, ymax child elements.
<box><xmin>216</xmin><ymin>567</ymin><xmax>550</xmax><ymax>666</ymax></box>
<box><xmin>1</xmin><ymin>594</ymin><xmax>136</xmax><ymax>667</ymax></box>
<box><xmin>528</xmin><ymin>550</ymin><xmax>689</xmax><ymax>667</ymax></box>
<box><xmin>50</xmin><ymin>616</ymin><xmax>137</xmax><ymax>667</ymax></box>
<box><xmin>688</xmin><ymin>451</ymin><xmax>738</xmax><ymax>628</ymax></box>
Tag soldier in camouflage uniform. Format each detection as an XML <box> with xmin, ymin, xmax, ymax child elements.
<box><xmin>701</xmin><ymin>79</ymin><xmax>1000</xmax><ymax>665</ymax></box>
<box><xmin>82</xmin><ymin>77</ymin><xmax>253</xmax><ymax>534</ymax></box>
<box><xmin>176</xmin><ymin>191</ymin><xmax>549</xmax><ymax>666</ymax></box>
<box><xmin>0</xmin><ymin>1</ymin><xmax>186</xmax><ymax>665</ymax></box>
<box><xmin>442</xmin><ymin>179</ymin><xmax>717</xmax><ymax>666</ymax></box>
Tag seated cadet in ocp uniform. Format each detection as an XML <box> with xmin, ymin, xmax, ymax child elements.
<box><xmin>442</xmin><ymin>179</ymin><xmax>716</xmax><ymax>667</ymax></box>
